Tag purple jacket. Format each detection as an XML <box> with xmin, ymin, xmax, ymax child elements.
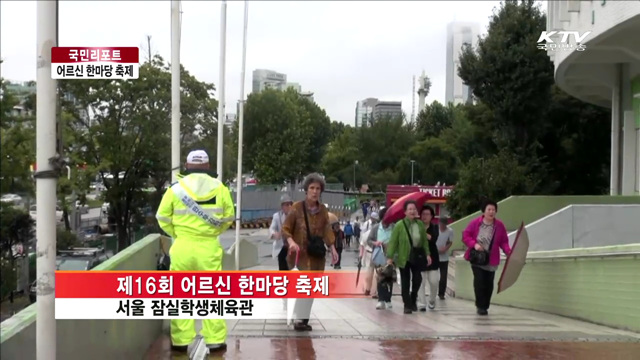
<box><xmin>463</xmin><ymin>216</ymin><xmax>511</xmax><ymax>266</ymax></box>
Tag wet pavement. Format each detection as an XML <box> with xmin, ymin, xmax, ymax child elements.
<box><xmin>144</xmin><ymin>237</ymin><xmax>640</xmax><ymax>359</ymax></box>
<box><xmin>145</xmin><ymin>337</ymin><xmax>640</xmax><ymax>360</ymax></box>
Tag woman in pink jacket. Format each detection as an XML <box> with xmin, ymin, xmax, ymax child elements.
<box><xmin>462</xmin><ymin>200</ymin><xmax>511</xmax><ymax>315</ymax></box>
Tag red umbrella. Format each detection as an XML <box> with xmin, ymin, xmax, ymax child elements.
<box><xmin>382</xmin><ymin>191</ymin><xmax>432</xmax><ymax>224</ymax></box>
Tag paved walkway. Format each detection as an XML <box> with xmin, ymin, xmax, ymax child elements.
<box><xmin>144</xmin><ymin>237</ymin><xmax>640</xmax><ymax>358</ymax></box>
<box><xmin>146</xmin><ymin>337</ymin><xmax>640</xmax><ymax>360</ymax></box>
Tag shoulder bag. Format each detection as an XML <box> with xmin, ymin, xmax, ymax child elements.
<box><xmin>469</xmin><ymin>226</ymin><xmax>495</xmax><ymax>266</ymax></box>
<box><xmin>402</xmin><ymin>220</ymin><xmax>428</xmax><ymax>271</ymax></box>
<box><xmin>301</xmin><ymin>204</ymin><xmax>327</xmax><ymax>258</ymax></box>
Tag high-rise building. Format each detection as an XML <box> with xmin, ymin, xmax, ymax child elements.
<box><xmin>252</xmin><ymin>70</ymin><xmax>315</xmax><ymax>102</ymax></box>
<box><xmin>354</xmin><ymin>98</ymin><xmax>403</xmax><ymax>127</ymax></box>
<box><xmin>252</xmin><ymin>69</ymin><xmax>287</xmax><ymax>93</ymax></box>
<box><xmin>446</xmin><ymin>22</ymin><xmax>480</xmax><ymax>105</ymax></box>
<box><xmin>373</xmin><ymin>101</ymin><xmax>403</xmax><ymax>120</ymax></box>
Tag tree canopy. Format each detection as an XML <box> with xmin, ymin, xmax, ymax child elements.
<box><xmin>60</xmin><ymin>55</ymin><xmax>219</xmax><ymax>250</ymax></box>
<box><xmin>1</xmin><ymin>2</ymin><xmax>614</xmax><ymax>256</ymax></box>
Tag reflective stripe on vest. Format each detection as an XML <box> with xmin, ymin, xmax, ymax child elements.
<box><xmin>171</xmin><ymin>183</ymin><xmax>226</xmax><ymax>227</ymax></box>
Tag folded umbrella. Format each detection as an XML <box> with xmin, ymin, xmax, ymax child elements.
<box><xmin>382</xmin><ymin>191</ymin><xmax>432</xmax><ymax>224</ymax></box>
<box><xmin>286</xmin><ymin>250</ymin><xmax>314</xmax><ymax>326</ymax></box>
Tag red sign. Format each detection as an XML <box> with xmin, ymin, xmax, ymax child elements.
<box><xmin>55</xmin><ymin>271</ymin><xmax>367</xmax><ymax>299</ymax></box>
<box><xmin>51</xmin><ymin>47</ymin><xmax>139</xmax><ymax>63</ymax></box>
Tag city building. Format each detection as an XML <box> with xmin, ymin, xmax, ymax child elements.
<box><xmin>285</xmin><ymin>82</ymin><xmax>301</xmax><ymax>92</ymax></box>
<box><xmin>252</xmin><ymin>69</ymin><xmax>287</xmax><ymax>93</ymax></box>
<box><xmin>546</xmin><ymin>1</ymin><xmax>640</xmax><ymax>195</ymax></box>
<box><xmin>354</xmin><ymin>98</ymin><xmax>403</xmax><ymax>127</ymax></box>
<box><xmin>445</xmin><ymin>21</ymin><xmax>480</xmax><ymax>105</ymax></box>
<box><xmin>252</xmin><ymin>69</ymin><xmax>315</xmax><ymax>102</ymax></box>
<box><xmin>373</xmin><ymin>101</ymin><xmax>403</xmax><ymax>120</ymax></box>
<box><xmin>354</xmin><ymin>98</ymin><xmax>377</xmax><ymax>127</ymax></box>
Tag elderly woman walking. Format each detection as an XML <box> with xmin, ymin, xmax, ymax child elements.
<box><xmin>462</xmin><ymin>200</ymin><xmax>511</xmax><ymax>316</ymax></box>
<box><xmin>386</xmin><ymin>200</ymin><xmax>432</xmax><ymax>314</ymax></box>
<box><xmin>282</xmin><ymin>173</ymin><xmax>339</xmax><ymax>331</ymax></box>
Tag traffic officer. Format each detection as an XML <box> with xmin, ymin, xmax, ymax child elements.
<box><xmin>156</xmin><ymin>149</ymin><xmax>235</xmax><ymax>354</ymax></box>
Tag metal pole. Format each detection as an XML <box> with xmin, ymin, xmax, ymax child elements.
<box><xmin>36</xmin><ymin>1</ymin><xmax>58</xmax><ymax>358</ymax></box>
<box><xmin>171</xmin><ymin>0</ymin><xmax>181</xmax><ymax>183</ymax></box>
<box><xmin>410</xmin><ymin>160</ymin><xmax>415</xmax><ymax>185</ymax></box>
<box><xmin>217</xmin><ymin>1</ymin><xmax>228</xmax><ymax>180</ymax></box>
<box><xmin>235</xmin><ymin>0</ymin><xmax>249</xmax><ymax>271</ymax></box>
<box><xmin>353</xmin><ymin>160</ymin><xmax>358</xmax><ymax>192</ymax></box>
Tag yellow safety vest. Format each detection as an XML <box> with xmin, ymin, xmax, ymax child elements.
<box><xmin>156</xmin><ymin>173</ymin><xmax>235</xmax><ymax>239</ymax></box>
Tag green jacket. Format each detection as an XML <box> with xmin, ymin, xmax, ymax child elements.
<box><xmin>386</xmin><ymin>217</ymin><xmax>430</xmax><ymax>268</ymax></box>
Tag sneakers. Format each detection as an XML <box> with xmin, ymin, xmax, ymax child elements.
<box><xmin>385</xmin><ymin>302</ymin><xmax>392</xmax><ymax>309</ymax></box>
<box><xmin>477</xmin><ymin>308</ymin><xmax>488</xmax><ymax>316</ymax></box>
<box><xmin>428</xmin><ymin>301</ymin><xmax>435</xmax><ymax>310</ymax></box>
<box><xmin>376</xmin><ymin>301</ymin><xmax>385</xmax><ymax>310</ymax></box>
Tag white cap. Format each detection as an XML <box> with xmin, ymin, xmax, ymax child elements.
<box><xmin>186</xmin><ymin>150</ymin><xmax>209</xmax><ymax>164</ymax></box>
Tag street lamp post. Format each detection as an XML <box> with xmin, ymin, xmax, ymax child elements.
<box><xmin>353</xmin><ymin>160</ymin><xmax>358</xmax><ymax>192</ymax></box>
<box><xmin>234</xmin><ymin>0</ymin><xmax>249</xmax><ymax>271</ymax></box>
<box><xmin>36</xmin><ymin>1</ymin><xmax>58</xmax><ymax>358</ymax></box>
<box><xmin>410</xmin><ymin>160</ymin><xmax>415</xmax><ymax>185</ymax></box>
<box><xmin>216</xmin><ymin>0</ymin><xmax>227</xmax><ymax>180</ymax></box>
<box><xmin>170</xmin><ymin>0</ymin><xmax>181</xmax><ymax>183</ymax></box>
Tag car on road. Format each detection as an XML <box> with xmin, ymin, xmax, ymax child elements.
<box><xmin>29</xmin><ymin>247</ymin><xmax>111</xmax><ymax>303</ymax></box>
<box><xmin>1</xmin><ymin>193</ymin><xmax>22</xmax><ymax>204</ymax></box>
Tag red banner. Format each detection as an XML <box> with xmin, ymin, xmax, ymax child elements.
<box><xmin>55</xmin><ymin>271</ymin><xmax>365</xmax><ymax>299</ymax></box>
<box><xmin>51</xmin><ymin>47</ymin><xmax>139</xmax><ymax>63</ymax></box>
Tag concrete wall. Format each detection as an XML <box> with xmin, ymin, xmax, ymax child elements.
<box><xmin>0</xmin><ymin>234</ymin><xmax>168</xmax><ymax>360</ymax></box>
<box><xmin>449</xmin><ymin>196</ymin><xmax>640</xmax><ymax>253</ymax></box>
<box><xmin>507</xmin><ymin>204</ymin><xmax>640</xmax><ymax>251</ymax></box>
<box><xmin>453</xmin><ymin>244</ymin><xmax>640</xmax><ymax>332</ymax></box>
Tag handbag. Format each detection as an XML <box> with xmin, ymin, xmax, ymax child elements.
<box><xmin>402</xmin><ymin>220</ymin><xmax>428</xmax><ymax>272</ymax></box>
<box><xmin>469</xmin><ymin>227</ymin><xmax>495</xmax><ymax>266</ymax></box>
<box><xmin>371</xmin><ymin>246</ymin><xmax>386</xmax><ymax>267</ymax></box>
<box><xmin>301</xmin><ymin>203</ymin><xmax>327</xmax><ymax>258</ymax></box>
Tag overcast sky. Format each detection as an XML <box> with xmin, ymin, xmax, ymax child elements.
<box><xmin>1</xmin><ymin>1</ymin><xmax>504</xmax><ymax>125</ymax></box>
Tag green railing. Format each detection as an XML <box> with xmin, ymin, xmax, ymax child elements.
<box><xmin>453</xmin><ymin>244</ymin><xmax>640</xmax><ymax>332</ymax></box>
<box><xmin>448</xmin><ymin>195</ymin><xmax>640</xmax><ymax>252</ymax></box>
<box><xmin>0</xmin><ymin>234</ymin><xmax>167</xmax><ymax>360</ymax></box>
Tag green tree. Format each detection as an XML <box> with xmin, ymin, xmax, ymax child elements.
<box><xmin>358</xmin><ymin>115</ymin><xmax>416</xmax><ymax>189</ymax></box>
<box><xmin>242</xmin><ymin>88</ymin><xmax>310</xmax><ymax>183</ymax></box>
<box><xmin>60</xmin><ymin>55</ymin><xmax>217</xmax><ymax>251</ymax></box>
<box><xmin>297</xmin><ymin>97</ymin><xmax>332</xmax><ymax>176</ymax></box>
<box><xmin>446</xmin><ymin>150</ymin><xmax>539</xmax><ymax>218</ymax></box>
<box><xmin>57</xmin><ymin>228</ymin><xmax>80</xmax><ymax>250</ymax></box>
<box><xmin>1</xmin><ymin>67</ymin><xmax>36</xmax><ymax>195</ymax></box>
<box><xmin>415</xmin><ymin>101</ymin><xmax>455</xmax><ymax>139</ymax></box>
<box><xmin>458</xmin><ymin>0</ymin><xmax>553</xmax><ymax>154</ymax></box>
<box><xmin>401</xmin><ymin>137</ymin><xmax>459</xmax><ymax>186</ymax></box>
<box><xmin>321</xmin><ymin>127</ymin><xmax>360</xmax><ymax>188</ymax></box>
<box><xmin>537</xmin><ymin>86</ymin><xmax>611</xmax><ymax>194</ymax></box>
<box><xmin>0</xmin><ymin>204</ymin><xmax>34</xmax><ymax>260</ymax></box>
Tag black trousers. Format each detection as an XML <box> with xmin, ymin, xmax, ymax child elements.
<box><xmin>377</xmin><ymin>279</ymin><xmax>393</xmax><ymax>303</ymax></box>
<box><xmin>345</xmin><ymin>235</ymin><xmax>352</xmax><ymax>247</ymax></box>
<box><xmin>278</xmin><ymin>246</ymin><xmax>289</xmax><ymax>271</ymax></box>
<box><xmin>399</xmin><ymin>263</ymin><xmax>422</xmax><ymax>308</ymax></box>
<box><xmin>438</xmin><ymin>261</ymin><xmax>449</xmax><ymax>297</ymax></box>
<box><xmin>335</xmin><ymin>248</ymin><xmax>343</xmax><ymax>267</ymax></box>
<box><xmin>472</xmin><ymin>265</ymin><xmax>496</xmax><ymax>310</ymax></box>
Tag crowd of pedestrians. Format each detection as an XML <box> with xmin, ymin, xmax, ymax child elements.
<box><xmin>269</xmin><ymin>178</ymin><xmax>511</xmax><ymax>332</ymax></box>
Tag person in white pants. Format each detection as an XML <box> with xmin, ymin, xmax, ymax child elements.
<box><xmin>417</xmin><ymin>206</ymin><xmax>440</xmax><ymax>311</ymax></box>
